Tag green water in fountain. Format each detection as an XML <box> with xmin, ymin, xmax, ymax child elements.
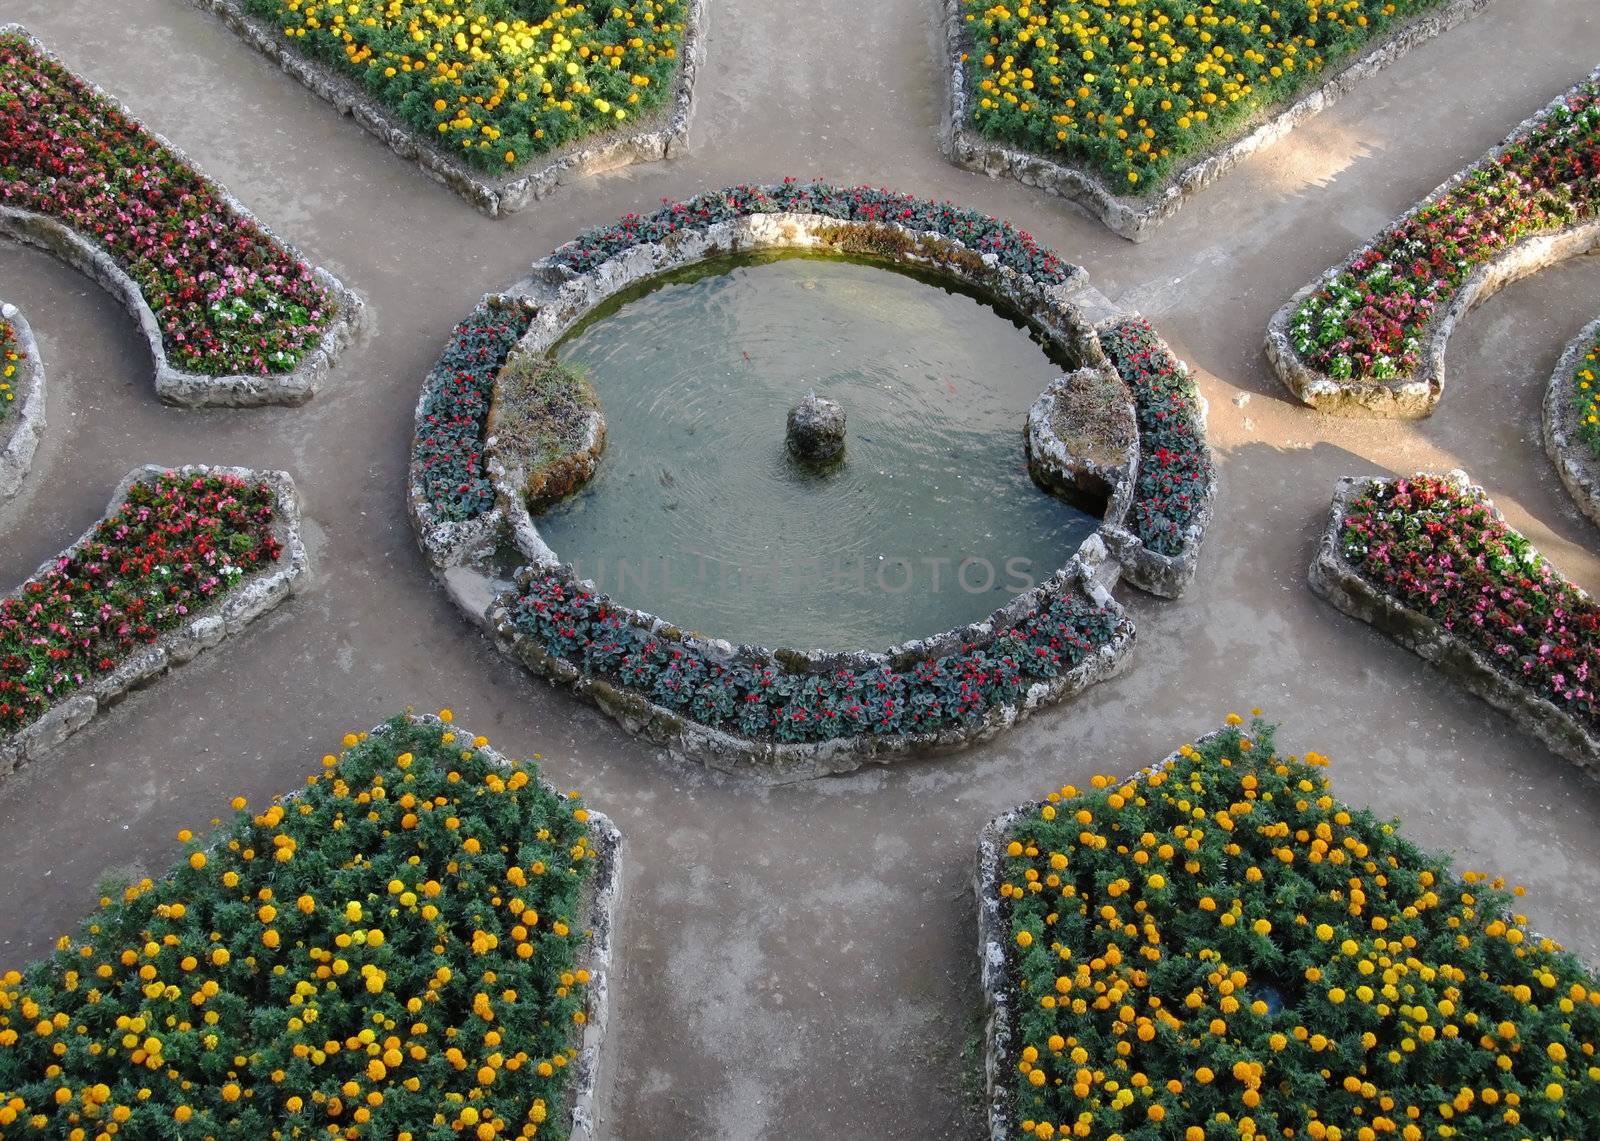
<box><xmin>541</xmin><ymin>252</ymin><xmax>1100</xmax><ymax>651</ymax></box>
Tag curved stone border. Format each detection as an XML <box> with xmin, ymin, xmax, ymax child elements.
<box><xmin>1309</xmin><ymin>470</ymin><xmax>1600</xmax><ymax>776</ymax></box>
<box><xmin>489</xmin><ymin>562</ymin><xmax>1135</xmax><ymax>780</ymax></box>
<box><xmin>409</xmin><ymin>211</ymin><xmax>1117</xmax><ymax>576</ymax></box>
<box><xmin>1096</xmin><ymin>318</ymin><xmax>1217</xmax><ymax>598</ymax></box>
<box><xmin>0</xmin><ymin>25</ymin><xmax>363</xmax><ymax>407</ymax></box>
<box><xmin>0</xmin><ymin>464</ymin><xmax>309</xmax><ymax>780</ymax></box>
<box><xmin>1267</xmin><ymin>66</ymin><xmax>1600</xmax><ymax>417</ymax></box>
<box><xmin>407</xmin><ymin>294</ymin><xmax>538</xmax><ymax>583</ymax></box>
<box><xmin>407</xmin><ymin>200</ymin><xmax>1222</xmax><ymax>775</ymax></box>
<box><xmin>369</xmin><ymin>713</ymin><xmax>622</xmax><ymax>1140</ymax></box>
<box><xmin>186</xmin><ymin>0</ymin><xmax>706</xmax><ymax>218</ymax></box>
<box><xmin>0</xmin><ymin>300</ymin><xmax>44</xmax><ymax>502</ymax></box>
<box><xmin>1543</xmin><ymin>316</ymin><xmax>1600</xmax><ymax>529</ymax></box>
<box><xmin>975</xmin><ymin>732</ymin><xmax>1207</xmax><ymax>1140</ymax></box>
<box><xmin>941</xmin><ymin>0</ymin><xmax>1493</xmax><ymax>242</ymax></box>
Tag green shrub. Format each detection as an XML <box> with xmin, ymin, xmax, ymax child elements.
<box><xmin>0</xmin><ymin>713</ymin><xmax>604</xmax><ymax>1139</ymax></box>
<box><xmin>994</xmin><ymin>719</ymin><xmax>1600</xmax><ymax>1140</ymax></box>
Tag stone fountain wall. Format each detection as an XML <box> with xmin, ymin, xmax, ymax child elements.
<box><xmin>407</xmin><ymin>206</ymin><xmax>1219</xmax><ymax>776</ymax></box>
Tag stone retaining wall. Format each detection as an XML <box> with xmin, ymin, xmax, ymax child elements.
<box><xmin>487</xmin><ymin>353</ymin><xmax>607</xmax><ymax>516</ymax></box>
<box><xmin>0</xmin><ymin>25</ymin><xmax>363</xmax><ymax>407</ymax></box>
<box><xmin>1309</xmin><ymin>471</ymin><xmax>1600</xmax><ymax>776</ymax></box>
<box><xmin>1024</xmin><ymin>368</ymin><xmax>1139</xmax><ymax>521</ymax></box>
<box><xmin>187</xmin><ymin>0</ymin><xmax>706</xmax><ymax>218</ymax></box>
<box><xmin>942</xmin><ymin>0</ymin><xmax>1494</xmax><ymax>242</ymax></box>
<box><xmin>518</xmin><ymin>212</ymin><xmax>1109</xmax><ymax>375</ymax></box>
<box><xmin>1267</xmin><ymin>67</ymin><xmax>1600</xmax><ymax>417</ymax></box>
<box><xmin>0</xmin><ymin>464</ymin><xmax>310</xmax><ymax>779</ymax></box>
<box><xmin>1543</xmin><ymin>316</ymin><xmax>1600</xmax><ymax>530</ymax></box>
<box><xmin>0</xmin><ymin>301</ymin><xmax>44</xmax><ymax>502</ymax></box>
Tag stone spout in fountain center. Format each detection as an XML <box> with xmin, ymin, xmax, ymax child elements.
<box><xmin>786</xmin><ymin>392</ymin><xmax>846</xmax><ymax>464</ymax></box>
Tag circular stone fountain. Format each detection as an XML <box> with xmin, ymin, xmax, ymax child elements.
<box><xmin>407</xmin><ymin>186</ymin><xmax>1215</xmax><ymax>775</ymax></box>
<box><xmin>787</xmin><ymin>392</ymin><xmax>846</xmax><ymax>464</ymax></box>
<box><xmin>539</xmin><ymin>252</ymin><xmax>1102</xmax><ymax>649</ymax></box>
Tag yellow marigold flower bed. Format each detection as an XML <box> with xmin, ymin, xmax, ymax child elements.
<box><xmin>243</xmin><ymin>0</ymin><xmax>685</xmax><ymax>173</ymax></box>
<box><xmin>993</xmin><ymin>717</ymin><xmax>1600</xmax><ymax>1139</ymax></box>
<box><xmin>960</xmin><ymin>0</ymin><xmax>1450</xmax><ymax>188</ymax></box>
<box><xmin>0</xmin><ymin>317</ymin><xmax>19</xmax><ymax>420</ymax></box>
<box><xmin>1573</xmin><ymin>330</ymin><xmax>1600</xmax><ymax>458</ymax></box>
<box><xmin>0</xmin><ymin>713</ymin><xmax>605</xmax><ymax>1138</ymax></box>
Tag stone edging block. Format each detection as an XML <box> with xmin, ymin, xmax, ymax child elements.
<box><xmin>974</xmin><ymin>733</ymin><xmax>1216</xmax><ymax>1139</ymax></box>
<box><xmin>1024</xmin><ymin>367</ymin><xmax>1140</xmax><ymax>525</ymax></box>
<box><xmin>186</xmin><ymin>0</ymin><xmax>707</xmax><ymax>218</ymax></box>
<box><xmin>1266</xmin><ymin>65</ymin><xmax>1600</xmax><ymax>417</ymax></box>
<box><xmin>942</xmin><ymin>0</ymin><xmax>1494</xmax><ymax>242</ymax></box>
<box><xmin>1309</xmin><ymin>470</ymin><xmax>1600</xmax><ymax>775</ymax></box>
<box><xmin>0</xmin><ymin>300</ymin><xmax>45</xmax><ymax>502</ymax></box>
<box><xmin>0</xmin><ymin>25</ymin><xmax>364</xmax><ymax>407</ymax></box>
<box><xmin>1542</xmin><ymin>316</ymin><xmax>1600</xmax><ymax>530</ymax></box>
<box><xmin>0</xmin><ymin>464</ymin><xmax>310</xmax><ymax>780</ymax></box>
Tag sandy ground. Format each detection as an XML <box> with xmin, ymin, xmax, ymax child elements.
<box><xmin>2</xmin><ymin>1</ymin><xmax>1599</xmax><ymax>1137</ymax></box>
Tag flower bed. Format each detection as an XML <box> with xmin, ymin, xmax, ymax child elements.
<box><xmin>958</xmin><ymin>0</ymin><xmax>1450</xmax><ymax>191</ymax></box>
<box><xmin>1098</xmin><ymin>318</ymin><xmax>1214</xmax><ymax>596</ymax></box>
<box><xmin>0</xmin><ymin>27</ymin><xmax>359</xmax><ymax>405</ymax></box>
<box><xmin>943</xmin><ymin>0</ymin><xmax>1490</xmax><ymax>240</ymax></box>
<box><xmin>1310</xmin><ymin>471</ymin><xmax>1600</xmax><ymax>774</ymax></box>
<box><xmin>412</xmin><ymin>301</ymin><xmax>535</xmax><ymax>525</ymax></box>
<box><xmin>241</xmin><ymin>0</ymin><xmax>683</xmax><ymax>173</ymax></box>
<box><xmin>0</xmin><ymin>470</ymin><xmax>283</xmax><ymax>735</ymax></box>
<box><xmin>0</xmin><ymin>315</ymin><xmax>20</xmax><ymax>421</ymax></box>
<box><xmin>1543</xmin><ymin>316</ymin><xmax>1600</xmax><ymax>531</ymax></box>
<box><xmin>1569</xmin><ymin>324</ymin><xmax>1600</xmax><ymax>457</ymax></box>
<box><xmin>193</xmin><ymin>0</ymin><xmax>703</xmax><ymax>216</ymax></box>
<box><xmin>0</xmin><ymin>712</ymin><xmax>620</xmax><ymax>1140</ymax></box>
<box><xmin>0</xmin><ymin>301</ymin><xmax>43</xmax><ymax>503</ymax></box>
<box><xmin>1269</xmin><ymin>70</ymin><xmax>1600</xmax><ymax>414</ymax></box>
<box><xmin>546</xmin><ymin>180</ymin><xmax>1075</xmax><ymax>284</ymax></box>
<box><xmin>979</xmin><ymin>717</ymin><xmax>1600</xmax><ymax>1141</ymax></box>
<box><xmin>504</xmin><ymin>568</ymin><xmax>1123</xmax><ymax>747</ymax></box>
<box><xmin>0</xmin><ymin>466</ymin><xmax>307</xmax><ymax>779</ymax></box>
<box><xmin>1338</xmin><ymin>474</ymin><xmax>1597</xmax><ymax>728</ymax></box>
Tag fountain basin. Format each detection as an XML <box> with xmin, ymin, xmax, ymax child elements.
<box><xmin>407</xmin><ymin>193</ymin><xmax>1202</xmax><ymax>774</ymax></box>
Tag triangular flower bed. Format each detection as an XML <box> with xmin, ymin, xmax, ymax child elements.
<box><xmin>978</xmin><ymin>718</ymin><xmax>1600</xmax><ymax>1139</ymax></box>
<box><xmin>0</xmin><ymin>712</ymin><xmax>621</xmax><ymax>1139</ymax></box>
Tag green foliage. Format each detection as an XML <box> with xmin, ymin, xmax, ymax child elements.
<box><xmin>995</xmin><ymin>720</ymin><xmax>1600</xmax><ymax>1139</ymax></box>
<box><xmin>240</xmin><ymin>0</ymin><xmax>685</xmax><ymax>173</ymax></box>
<box><xmin>491</xmin><ymin>356</ymin><xmax>601</xmax><ymax>480</ymax></box>
<box><xmin>0</xmin><ymin>715</ymin><xmax>604</xmax><ymax>1139</ymax></box>
<box><xmin>961</xmin><ymin>0</ymin><xmax>1447</xmax><ymax>189</ymax></box>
